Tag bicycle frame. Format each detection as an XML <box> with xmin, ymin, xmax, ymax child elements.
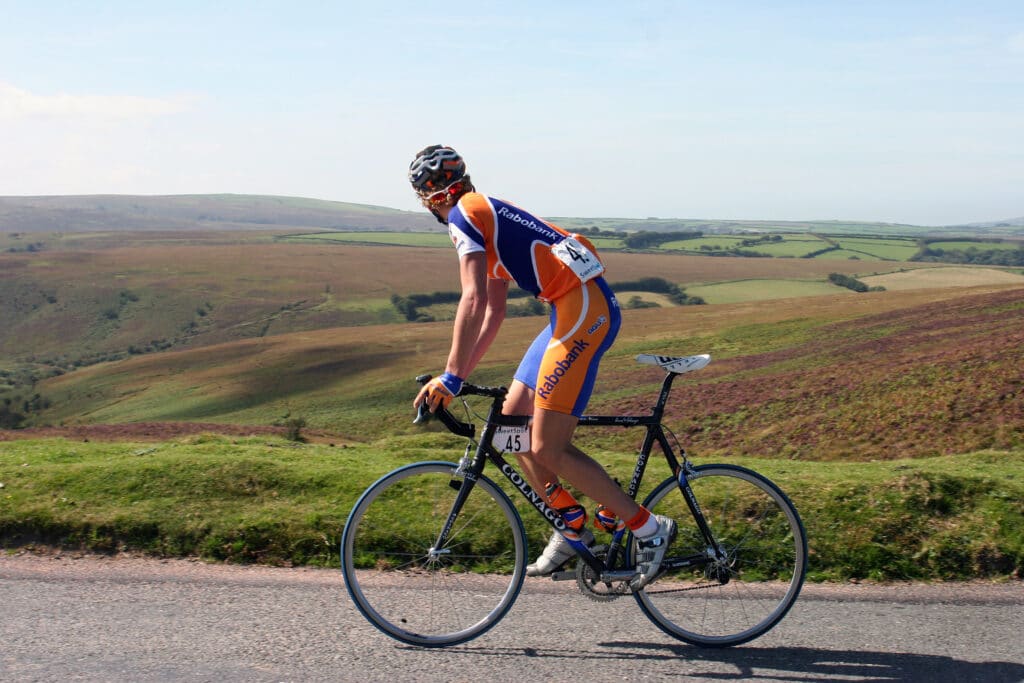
<box><xmin>422</xmin><ymin>369</ymin><xmax>724</xmax><ymax>583</ymax></box>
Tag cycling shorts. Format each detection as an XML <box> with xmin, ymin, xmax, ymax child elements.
<box><xmin>513</xmin><ymin>277</ymin><xmax>621</xmax><ymax>417</ymax></box>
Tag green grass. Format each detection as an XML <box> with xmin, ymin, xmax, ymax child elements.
<box><xmin>283</xmin><ymin>231</ymin><xmax>452</xmax><ymax>248</ymax></box>
<box><xmin>586</xmin><ymin>236</ymin><xmax>626</xmax><ymax>250</ymax></box>
<box><xmin>832</xmin><ymin>237</ymin><xmax>921</xmax><ymax>260</ymax></box>
<box><xmin>753</xmin><ymin>239</ymin><xmax>833</xmax><ymax>258</ymax></box>
<box><xmin>661</xmin><ymin>235</ymin><xmax>831</xmax><ymax>258</ymax></box>
<box><xmin>272</xmin><ymin>231</ymin><xmax>1012</xmax><ymax>265</ymax></box>
<box><xmin>814</xmin><ymin>249</ymin><xmax>884</xmax><ymax>260</ymax></box>
<box><xmin>663</xmin><ymin>236</ymin><xmax>747</xmax><ymax>250</ymax></box>
<box><xmin>928</xmin><ymin>240</ymin><xmax>1022</xmax><ymax>251</ymax></box>
<box><xmin>1</xmin><ymin>436</ymin><xmax>1020</xmax><ymax>580</ymax></box>
<box><xmin>685</xmin><ymin>279</ymin><xmax>848</xmax><ymax>303</ymax></box>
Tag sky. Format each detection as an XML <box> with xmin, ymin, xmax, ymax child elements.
<box><xmin>1</xmin><ymin>1</ymin><xmax>1022</xmax><ymax>226</ymax></box>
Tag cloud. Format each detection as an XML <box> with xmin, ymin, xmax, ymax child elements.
<box><xmin>0</xmin><ymin>82</ymin><xmax>193</xmax><ymax>120</ymax></box>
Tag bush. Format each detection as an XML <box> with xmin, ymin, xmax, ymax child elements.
<box><xmin>284</xmin><ymin>417</ymin><xmax>307</xmax><ymax>442</ymax></box>
<box><xmin>828</xmin><ymin>273</ymin><xmax>869</xmax><ymax>292</ymax></box>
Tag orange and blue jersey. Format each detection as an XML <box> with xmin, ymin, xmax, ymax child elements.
<box><xmin>447</xmin><ymin>192</ymin><xmax>621</xmax><ymax>417</ymax></box>
<box><xmin>448</xmin><ymin>193</ymin><xmax>601</xmax><ymax>303</ymax></box>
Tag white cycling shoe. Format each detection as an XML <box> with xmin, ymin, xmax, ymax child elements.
<box><xmin>631</xmin><ymin>515</ymin><xmax>677</xmax><ymax>590</ymax></box>
<box><xmin>526</xmin><ymin>527</ymin><xmax>596</xmax><ymax>576</ymax></box>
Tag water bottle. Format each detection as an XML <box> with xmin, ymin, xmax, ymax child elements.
<box><xmin>593</xmin><ymin>503</ymin><xmax>625</xmax><ymax>533</ymax></box>
<box><xmin>545</xmin><ymin>483</ymin><xmax>587</xmax><ymax>530</ymax></box>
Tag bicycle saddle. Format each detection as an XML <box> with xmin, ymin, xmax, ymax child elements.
<box><xmin>636</xmin><ymin>353</ymin><xmax>711</xmax><ymax>375</ymax></box>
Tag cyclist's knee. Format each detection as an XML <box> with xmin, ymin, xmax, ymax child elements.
<box><xmin>502</xmin><ymin>380</ymin><xmax>535</xmax><ymax>416</ymax></box>
<box><xmin>528</xmin><ymin>442</ymin><xmax>573</xmax><ymax>471</ymax></box>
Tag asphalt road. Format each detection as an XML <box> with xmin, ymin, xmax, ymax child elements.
<box><xmin>1</xmin><ymin>553</ymin><xmax>1022</xmax><ymax>682</ymax></box>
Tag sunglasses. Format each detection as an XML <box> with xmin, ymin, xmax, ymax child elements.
<box><xmin>419</xmin><ymin>181</ymin><xmax>465</xmax><ymax>206</ymax></box>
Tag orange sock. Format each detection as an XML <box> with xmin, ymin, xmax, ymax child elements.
<box><xmin>626</xmin><ymin>507</ymin><xmax>659</xmax><ymax>537</ymax></box>
<box><xmin>626</xmin><ymin>507</ymin><xmax>650</xmax><ymax>531</ymax></box>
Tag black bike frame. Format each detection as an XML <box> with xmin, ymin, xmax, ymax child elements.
<box><xmin>423</xmin><ymin>370</ymin><xmax>722</xmax><ymax>580</ymax></box>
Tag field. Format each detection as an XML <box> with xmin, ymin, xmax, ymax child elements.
<box><xmin>2</xmin><ymin>206</ymin><xmax>1023</xmax><ymax>579</ymax></box>
<box><xmin>861</xmin><ymin>267</ymin><xmax>1024</xmax><ymax>290</ymax></box>
<box><xmin>929</xmin><ymin>240</ymin><xmax>1024</xmax><ymax>252</ymax></box>
<box><xmin>835</xmin><ymin>237</ymin><xmax>922</xmax><ymax>260</ymax></box>
<box><xmin>285</xmin><ymin>231</ymin><xmax>453</xmax><ymax>248</ymax></box>
<box><xmin>277</xmin><ymin>230</ymin><xmax>1023</xmax><ymax>267</ymax></box>
<box><xmin>685</xmin><ymin>279</ymin><xmax>847</xmax><ymax>303</ymax></box>
<box><xmin>2</xmin><ymin>236</ymin><xmax>921</xmax><ymax>369</ymax></box>
<box><xmin>3</xmin><ymin>281</ymin><xmax>1023</xmax><ymax>579</ymax></box>
<box><xmin>11</xmin><ymin>283</ymin><xmax>1021</xmax><ymax>463</ymax></box>
<box><xmin>1</xmin><ymin>437</ymin><xmax>1020</xmax><ymax>580</ymax></box>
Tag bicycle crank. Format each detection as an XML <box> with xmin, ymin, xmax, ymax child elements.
<box><xmin>575</xmin><ymin>546</ymin><xmax>631</xmax><ymax>602</ymax></box>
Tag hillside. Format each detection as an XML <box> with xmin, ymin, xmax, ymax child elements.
<box><xmin>19</xmin><ymin>283</ymin><xmax>1024</xmax><ymax>461</ymax></box>
<box><xmin>0</xmin><ymin>241</ymin><xmax>898</xmax><ymax>369</ymax></box>
<box><xmin>968</xmin><ymin>216</ymin><xmax>1024</xmax><ymax>229</ymax></box>
<box><xmin>0</xmin><ymin>194</ymin><xmax>435</xmax><ymax>233</ymax></box>
<box><xmin>4</xmin><ymin>193</ymin><xmax>1020</xmax><ymax>237</ymax></box>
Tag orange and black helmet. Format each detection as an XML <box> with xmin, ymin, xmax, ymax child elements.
<box><xmin>408</xmin><ymin>145</ymin><xmax>468</xmax><ymax>195</ymax></box>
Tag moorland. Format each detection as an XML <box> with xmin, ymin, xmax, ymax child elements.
<box><xmin>1</xmin><ymin>194</ymin><xmax>1022</xmax><ymax>580</ymax></box>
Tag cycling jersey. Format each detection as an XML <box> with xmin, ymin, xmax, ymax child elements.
<box><xmin>448</xmin><ymin>193</ymin><xmax>603</xmax><ymax>302</ymax></box>
<box><xmin>445</xmin><ymin>192</ymin><xmax>620</xmax><ymax>416</ymax></box>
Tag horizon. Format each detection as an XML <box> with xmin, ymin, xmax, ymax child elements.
<box><xmin>2</xmin><ymin>191</ymin><xmax>1020</xmax><ymax>229</ymax></box>
<box><xmin>1</xmin><ymin>2</ymin><xmax>1022</xmax><ymax>226</ymax></box>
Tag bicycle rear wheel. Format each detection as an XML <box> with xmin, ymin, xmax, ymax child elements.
<box><xmin>341</xmin><ymin>461</ymin><xmax>527</xmax><ymax>647</ymax></box>
<box><xmin>633</xmin><ymin>464</ymin><xmax>807</xmax><ymax>647</ymax></box>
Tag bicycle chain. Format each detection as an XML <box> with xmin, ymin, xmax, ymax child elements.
<box><xmin>574</xmin><ymin>546</ymin><xmax>629</xmax><ymax>602</ymax></box>
<box><xmin>642</xmin><ymin>581</ymin><xmax>725</xmax><ymax>595</ymax></box>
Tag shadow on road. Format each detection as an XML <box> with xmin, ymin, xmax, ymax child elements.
<box><xmin>413</xmin><ymin>641</ymin><xmax>1024</xmax><ymax>682</ymax></box>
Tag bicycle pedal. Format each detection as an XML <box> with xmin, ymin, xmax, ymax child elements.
<box><xmin>549</xmin><ymin>570</ymin><xmax>576</xmax><ymax>581</ymax></box>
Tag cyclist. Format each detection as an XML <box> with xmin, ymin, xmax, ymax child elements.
<box><xmin>409</xmin><ymin>145</ymin><xmax>675</xmax><ymax>588</ymax></box>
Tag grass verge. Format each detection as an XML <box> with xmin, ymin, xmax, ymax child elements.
<box><xmin>1</xmin><ymin>435</ymin><xmax>1021</xmax><ymax>581</ymax></box>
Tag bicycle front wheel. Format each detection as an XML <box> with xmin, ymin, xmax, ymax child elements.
<box><xmin>633</xmin><ymin>464</ymin><xmax>807</xmax><ymax>647</ymax></box>
<box><xmin>341</xmin><ymin>461</ymin><xmax>527</xmax><ymax>647</ymax></box>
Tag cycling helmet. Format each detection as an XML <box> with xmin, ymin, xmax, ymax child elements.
<box><xmin>408</xmin><ymin>145</ymin><xmax>468</xmax><ymax>194</ymax></box>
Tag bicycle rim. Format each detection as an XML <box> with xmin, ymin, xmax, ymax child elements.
<box><xmin>341</xmin><ymin>461</ymin><xmax>526</xmax><ymax>647</ymax></box>
<box><xmin>633</xmin><ymin>464</ymin><xmax>807</xmax><ymax>647</ymax></box>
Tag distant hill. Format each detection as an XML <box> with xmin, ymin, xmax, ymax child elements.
<box><xmin>0</xmin><ymin>194</ymin><xmax>435</xmax><ymax>233</ymax></box>
<box><xmin>3</xmin><ymin>194</ymin><xmax>1020</xmax><ymax>236</ymax></box>
<box><xmin>965</xmin><ymin>216</ymin><xmax>1024</xmax><ymax>229</ymax></box>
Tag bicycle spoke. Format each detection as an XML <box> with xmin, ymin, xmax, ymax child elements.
<box><xmin>342</xmin><ymin>463</ymin><xmax>526</xmax><ymax>647</ymax></box>
<box><xmin>633</xmin><ymin>465</ymin><xmax>807</xmax><ymax>647</ymax></box>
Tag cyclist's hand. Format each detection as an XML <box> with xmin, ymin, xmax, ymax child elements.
<box><xmin>414</xmin><ymin>372</ymin><xmax>464</xmax><ymax>412</ymax></box>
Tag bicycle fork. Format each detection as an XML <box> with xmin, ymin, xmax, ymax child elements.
<box><xmin>662</xmin><ymin>463</ymin><xmax>732</xmax><ymax>582</ymax></box>
<box><xmin>427</xmin><ymin>443</ymin><xmax>483</xmax><ymax>562</ymax></box>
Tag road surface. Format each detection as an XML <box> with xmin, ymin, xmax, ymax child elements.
<box><xmin>1</xmin><ymin>553</ymin><xmax>1021</xmax><ymax>682</ymax></box>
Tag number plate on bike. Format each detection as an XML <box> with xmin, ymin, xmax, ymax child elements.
<box><xmin>493</xmin><ymin>425</ymin><xmax>530</xmax><ymax>453</ymax></box>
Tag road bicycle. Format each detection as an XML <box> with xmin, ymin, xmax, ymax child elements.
<box><xmin>341</xmin><ymin>353</ymin><xmax>807</xmax><ymax>648</ymax></box>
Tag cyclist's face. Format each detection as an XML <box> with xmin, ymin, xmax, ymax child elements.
<box><xmin>419</xmin><ymin>195</ymin><xmax>457</xmax><ymax>223</ymax></box>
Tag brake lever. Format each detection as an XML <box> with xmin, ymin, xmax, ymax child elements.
<box><xmin>413</xmin><ymin>401</ymin><xmax>432</xmax><ymax>425</ymax></box>
<box><xmin>413</xmin><ymin>374</ymin><xmax>433</xmax><ymax>424</ymax></box>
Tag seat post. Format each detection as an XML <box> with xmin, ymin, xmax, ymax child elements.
<box><xmin>652</xmin><ymin>371</ymin><xmax>679</xmax><ymax>420</ymax></box>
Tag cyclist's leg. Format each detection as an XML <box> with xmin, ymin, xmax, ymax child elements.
<box><xmin>528</xmin><ymin>280</ymin><xmax>673</xmax><ymax>585</ymax></box>
<box><xmin>530</xmin><ymin>407</ymin><xmax>640</xmax><ymax>522</ymax></box>
<box><xmin>505</xmin><ymin>300</ymin><xmax>628</xmax><ymax>513</ymax></box>
<box><xmin>519</xmin><ymin>278</ymin><xmax>638</xmax><ymax>520</ymax></box>
<box><xmin>504</xmin><ymin>380</ymin><xmax>559</xmax><ymax>496</ymax></box>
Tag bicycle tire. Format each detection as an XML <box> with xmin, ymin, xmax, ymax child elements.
<box><xmin>631</xmin><ymin>464</ymin><xmax>807</xmax><ymax>647</ymax></box>
<box><xmin>341</xmin><ymin>461</ymin><xmax>527</xmax><ymax>647</ymax></box>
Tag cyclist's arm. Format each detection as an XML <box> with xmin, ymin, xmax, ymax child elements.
<box><xmin>444</xmin><ymin>252</ymin><xmax>489</xmax><ymax>379</ymax></box>
<box><xmin>467</xmin><ymin>277</ymin><xmax>509</xmax><ymax>371</ymax></box>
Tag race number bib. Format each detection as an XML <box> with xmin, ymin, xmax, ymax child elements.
<box><xmin>551</xmin><ymin>235</ymin><xmax>605</xmax><ymax>284</ymax></box>
<box><xmin>492</xmin><ymin>425</ymin><xmax>530</xmax><ymax>454</ymax></box>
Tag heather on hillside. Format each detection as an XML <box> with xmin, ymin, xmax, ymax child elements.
<box><xmin>593</xmin><ymin>288</ymin><xmax>1023</xmax><ymax>460</ymax></box>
